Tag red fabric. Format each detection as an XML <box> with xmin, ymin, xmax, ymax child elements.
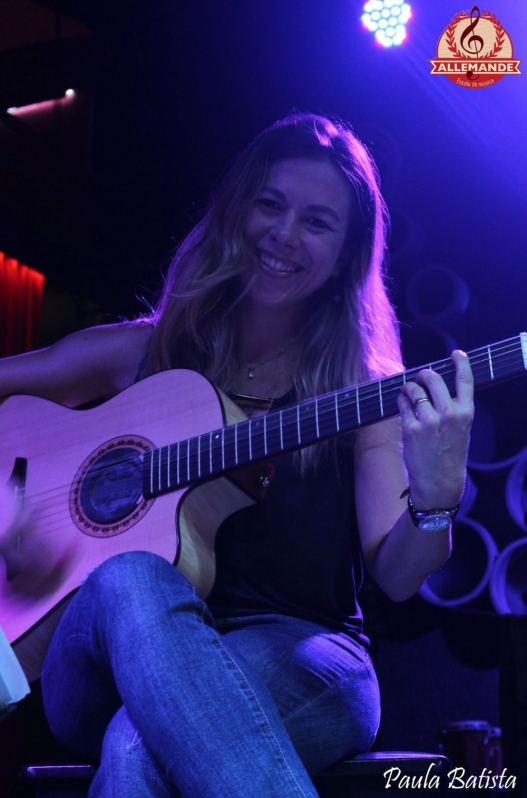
<box><xmin>0</xmin><ymin>251</ymin><xmax>45</xmax><ymax>357</ymax></box>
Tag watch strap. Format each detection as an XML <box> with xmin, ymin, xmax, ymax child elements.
<box><xmin>407</xmin><ymin>495</ymin><xmax>460</xmax><ymax>530</ymax></box>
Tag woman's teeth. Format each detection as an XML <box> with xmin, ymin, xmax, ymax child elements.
<box><xmin>259</xmin><ymin>253</ymin><xmax>299</xmax><ymax>274</ymax></box>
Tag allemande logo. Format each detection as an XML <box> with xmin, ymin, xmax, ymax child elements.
<box><xmin>430</xmin><ymin>6</ymin><xmax>521</xmax><ymax>89</ymax></box>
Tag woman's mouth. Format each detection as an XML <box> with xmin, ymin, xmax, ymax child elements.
<box><xmin>258</xmin><ymin>251</ymin><xmax>301</xmax><ymax>275</ymax></box>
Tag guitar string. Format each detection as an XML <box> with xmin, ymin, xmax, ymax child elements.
<box><xmin>10</xmin><ymin>342</ymin><xmax>524</xmax><ymax>550</ymax></box>
<box><xmin>16</xmin><ymin>340</ymin><xmax>524</xmax><ymax>516</ymax></box>
<box><xmin>17</xmin><ymin>340</ymin><xmax>524</xmax><ymax>520</ymax></box>
<box><xmin>15</xmin><ymin>350</ymin><xmax>525</xmax><ymax>538</ymax></box>
<box><xmin>18</xmin><ymin>341</ymin><xmax>523</xmax><ymax>520</ymax></box>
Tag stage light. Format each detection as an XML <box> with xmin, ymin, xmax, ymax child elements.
<box><xmin>7</xmin><ymin>90</ymin><xmax>75</xmax><ymax>115</ymax></box>
<box><xmin>361</xmin><ymin>0</ymin><xmax>412</xmax><ymax>47</ymax></box>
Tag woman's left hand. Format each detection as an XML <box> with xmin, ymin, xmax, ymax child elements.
<box><xmin>397</xmin><ymin>350</ymin><xmax>474</xmax><ymax>511</ymax></box>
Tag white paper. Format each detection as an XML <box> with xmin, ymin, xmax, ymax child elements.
<box><xmin>0</xmin><ymin>624</ymin><xmax>30</xmax><ymax>719</ymax></box>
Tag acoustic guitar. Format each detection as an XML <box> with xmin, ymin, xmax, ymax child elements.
<box><xmin>1</xmin><ymin>334</ymin><xmax>526</xmax><ymax>681</ymax></box>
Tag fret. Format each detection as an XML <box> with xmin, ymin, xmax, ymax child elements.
<box><xmin>235</xmin><ymin>420</ymin><xmax>250</xmax><ymax>464</ymax></box>
<box><xmin>298</xmin><ymin>402</ymin><xmax>318</xmax><ymax>445</ymax></box>
<box><xmin>251</xmin><ymin>418</ymin><xmax>266</xmax><ymax>461</ymax></box>
<box><xmin>190</xmin><ymin>437</ymin><xmax>200</xmax><ymax>482</ymax></box>
<box><xmin>199</xmin><ymin>434</ymin><xmax>209</xmax><ymax>477</ymax></box>
<box><xmin>356</xmin><ymin>384</ymin><xmax>384</xmax><ymax>426</ymax></box>
<box><xmin>223</xmin><ymin>425</ymin><xmax>236</xmax><ymax>470</ymax></box>
<box><xmin>335</xmin><ymin>389</ymin><xmax>359</xmax><ymax>432</ymax></box>
<box><xmin>296</xmin><ymin>405</ymin><xmax>301</xmax><ymax>444</ymax></box>
<box><xmin>142</xmin><ymin>334</ymin><xmax>527</xmax><ymax>500</ymax></box>
<box><xmin>281</xmin><ymin>406</ymin><xmax>299</xmax><ymax>450</ymax></box>
<box><xmin>265</xmin><ymin>411</ymin><xmax>282</xmax><ymax>454</ymax></box>
<box><xmin>177</xmin><ymin>441</ymin><xmax>181</xmax><ymax>485</ymax></box>
<box><xmin>318</xmin><ymin>394</ymin><xmax>339</xmax><ymax>439</ymax></box>
<box><xmin>211</xmin><ymin>430</ymin><xmax>222</xmax><ymax>474</ymax></box>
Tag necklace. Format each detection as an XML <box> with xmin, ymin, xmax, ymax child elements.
<box><xmin>244</xmin><ymin>338</ymin><xmax>297</xmax><ymax>380</ymax></box>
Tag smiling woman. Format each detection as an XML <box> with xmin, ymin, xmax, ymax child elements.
<box><xmin>142</xmin><ymin>114</ymin><xmax>405</xmax><ymax>465</ymax></box>
<box><xmin>0</xmin><ymin>112</ymin><xmax>474</xmax><ymax>798</ymax></box>
<box><xmin>244</xmin><ymin>158</ymin><xmax>351</xmax><ymax>311</ymax></box>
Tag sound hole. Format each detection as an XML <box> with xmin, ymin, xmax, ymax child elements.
<box><xmin>69</xmin><ymin>435</ymin><xmax>154</xmax><ymax>538</ymax></box>
<box><xmin>80</xmin><ymin>448</ymin><xmax>143</xmax><ymax>524</ymax></box>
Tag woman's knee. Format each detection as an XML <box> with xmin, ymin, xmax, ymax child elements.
<box><xmin>84</xmin><ymin>551</ymin><xmax>197</xmax><ymax>609</ymax></box>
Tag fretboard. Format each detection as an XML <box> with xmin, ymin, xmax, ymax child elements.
<box><xmin>143</xmin><ymin>333</ymin><xmax>527</xmax><ymax>499</ymax></box>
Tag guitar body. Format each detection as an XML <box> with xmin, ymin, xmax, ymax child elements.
<box><xmin>1</xmin><ymin>333</ymin><xmax>525</xmax><ymax>681</ymax></box>
<box><xmin>0</xmin><ymin>370</ymin><xmax>254</xmax><ymax>681</ymax></box>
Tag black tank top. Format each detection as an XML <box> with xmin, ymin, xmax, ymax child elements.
<box><xmin>207</xmin><ymin>399</ymin><xmax>368</xmax><ymax>645</ymax></box>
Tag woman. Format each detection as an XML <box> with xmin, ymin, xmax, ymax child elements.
<box><xmin>0</xmin><ymin>114</ymin><xmax>473</xmax><ymax>797</ymax></box>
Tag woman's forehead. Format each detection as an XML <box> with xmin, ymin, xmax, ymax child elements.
<box><xmin>264</xmin><ymin>158</ymin><xmax>352</xmax><ymax>211</ymax></box>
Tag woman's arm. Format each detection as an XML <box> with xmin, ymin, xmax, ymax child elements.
<box><xmin>354</xmin><ymin>350</ymin><xmax>474</xmax><ymax>602</ymax></box>
<box><xmin>0</xmin><ymin>322</ymin><xmax>152</xmax><ymax>407</ymax></box>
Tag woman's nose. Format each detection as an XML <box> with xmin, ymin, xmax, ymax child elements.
<box><xmin>270</xmin><ymin>213</ymin><xmax>299</xmax><ymax>248</ymax></box>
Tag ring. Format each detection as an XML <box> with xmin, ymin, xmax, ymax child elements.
<box><xmin>413</xmin><ymin>396</ymin><xmax>430</xmax><ymax>409</ymax></box>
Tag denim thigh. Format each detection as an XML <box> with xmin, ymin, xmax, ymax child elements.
<box><xmin>216</xmin><ymin>614</ymin><xmax>381</xmax><ymax>774</ymax></box>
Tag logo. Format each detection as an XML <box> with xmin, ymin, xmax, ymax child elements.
<box><xmin>430</xmin><ymin>6</ymin><xmax>521</xmax><ymax>89</ymax></box>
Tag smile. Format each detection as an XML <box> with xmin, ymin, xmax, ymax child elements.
<box><xmin>258</xmin><ymin>251</ymin><xmax>301</xmax><ymax>275</ymax></box>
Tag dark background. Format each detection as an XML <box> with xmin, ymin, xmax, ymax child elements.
<box><xmin>0</xmin><ymin>0</ymin><xmax>526</xmax><ymax>790</ymax></box>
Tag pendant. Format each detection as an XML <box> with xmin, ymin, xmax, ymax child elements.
<box><xmin>247</xmin><ymin>368</ymin><xmax>255</xmax><ymax>379</ymax></box>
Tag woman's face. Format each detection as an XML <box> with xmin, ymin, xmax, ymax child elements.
<box><xmin>243</xmin><ymin>157</ymin><xmax>352</xmax><ymax>314</ymax></box>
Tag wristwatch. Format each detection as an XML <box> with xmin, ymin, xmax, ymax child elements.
<box><xmin>407</xmin><ymin>496</ymin><xmax>460</xmax><ymax>532</ymax></box>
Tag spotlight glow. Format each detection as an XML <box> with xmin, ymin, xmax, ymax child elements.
<box><xmin>362</xmin><ymin>0</ymin><xmax>411</xmax><ymax>46</ymax></box>
<box><xmin>7</xmin><ymin>90</ymin><xmax>75</xmax><ymax>115</ymax></box>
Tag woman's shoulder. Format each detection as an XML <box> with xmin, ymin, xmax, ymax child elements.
<box><xmin>0</xmin><ymin>320</ymin><xmax>154</xmax><ymax>407</ymax></box>
<box><xmin>67</xmin><ymin>320</ymin><xmax>154</xmax><ymax>393</ymax></box>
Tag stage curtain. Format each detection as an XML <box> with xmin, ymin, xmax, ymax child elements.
<box><xmin>0</xmin><ymin>252</ymin><xmax>45</xmax><ymax>357</ymax></box>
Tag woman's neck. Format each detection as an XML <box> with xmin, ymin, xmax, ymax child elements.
<box><xmin>236</xmin><ymin>301</ymin><xmax>305</xmax><ymax>365</ymax></box>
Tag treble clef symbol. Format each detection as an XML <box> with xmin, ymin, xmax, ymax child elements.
<box><xmin>460</xmin><ymin>6</ymin><xmax>484</xmax><ymax>80</ymax></box>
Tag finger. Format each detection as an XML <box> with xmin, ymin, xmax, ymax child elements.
<box><xmin>452</xmin><ymin>349</ymin><xmax>474</xmax><ymax>407</ymax></box>
<box><xmin>397</xmin><ymin>388</ymin><xmax>431</xmax><ymax>422</ymax></box>
<box><xmin>399</xmin><ymin>380</ymin><xmax>433</xmax><ymax>413</ymax></box>
<box><xmin>411</xmin><ymin>368</ymin><xmax>453</xmax><ymax>412</ymax></box>
<box><xmin>397</xmin><ymin>390</ymin><xmax>417</xmax><ymax>422</ymax></box>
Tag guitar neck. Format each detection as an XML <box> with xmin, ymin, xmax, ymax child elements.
<box><xmin>143</xmin><ymin>333</ymin><xmax>527</xmax><ymax>499</ymax></box>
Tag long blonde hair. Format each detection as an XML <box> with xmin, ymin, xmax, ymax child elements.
<box><xmin>140</xmin><ymin>113</ymin><xmax>402</xmax><ymax>466</ymax></box>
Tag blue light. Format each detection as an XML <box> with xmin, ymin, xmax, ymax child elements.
<box><xmin>362</xmin><ymin>0</ymin><xmax>411</xmax><ymax>46</ymax></box>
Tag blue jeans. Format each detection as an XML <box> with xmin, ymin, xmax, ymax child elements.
<box><xmin>41</xmin><ymin>552</ymin><xmax>380</xmax><ymax>797</ymax></box>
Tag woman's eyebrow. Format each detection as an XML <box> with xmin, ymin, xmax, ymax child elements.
<box><xmin>260</xmin><ymin>186</ymin><xmax>341</xmax><ymax>222</ymax></box>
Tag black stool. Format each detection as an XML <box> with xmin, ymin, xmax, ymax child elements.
<box><xmin>313</xmin><ymin>751</ymin><xmax>451</xmax><ymax>796</ymax></box>
<box><xmin>20</xmin><ymin>752</ymin><xmax>451</xmax><ymax>797</ymax></box>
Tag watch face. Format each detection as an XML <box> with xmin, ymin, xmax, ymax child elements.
<box><xmin>418</xmin><ymin>514</ymin><xmax>452</xmax><ymax>532</ymax></box>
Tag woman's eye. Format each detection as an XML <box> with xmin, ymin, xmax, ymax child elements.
<box><xmin>257</xmin><ymin>198</ymin><xmax>281</xmax><ymax>211</ymax></box>
<box><xmin>307</xmin><ymin>217</ymin><xmax>331</xmax><ymax>230</ymax></box>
